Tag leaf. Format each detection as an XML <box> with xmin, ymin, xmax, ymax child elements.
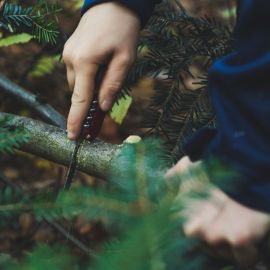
<box><xmin>1</xmin><ymin>2</ymin><xmax>61</xmax><ymax>45</ymax></box>
<box><xmin>109</xmin><ymin>95</ymin><xmax>132</xmax><ymax>124</ymax></box>
<box><xmin>72</xmin><ymin>0</ymin><xmax>84</xmax><ymax>11</ymax></box>
<box><xmin>221</xmin><ymin>7</ymin><xmax>237</xmax><ymax>19</ymax></box>
<box><xmin>30</xmin><ymin>55</ymin><xmax>60</xmax><ymax>77</ymax></box>
<box><xmin>0</xmin><ymin>33</ymin><xmax>33</xmax><ymax>47</ymax></box>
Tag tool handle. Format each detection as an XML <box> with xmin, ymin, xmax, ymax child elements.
<box><xmin>81</xmin><ymin>67</ymin><xmax>106</xmax><ymax>140</ymax></box>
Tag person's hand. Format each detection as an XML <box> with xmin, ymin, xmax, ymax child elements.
<box><xmin>63</xmin><ymin>2</ymin><xmax>140</xmax><ymax>139</ymax></box>
<box><xmin>167</xmin><ymin>157</ymin><xmax>270</xmax><ymax>267</ymax></box>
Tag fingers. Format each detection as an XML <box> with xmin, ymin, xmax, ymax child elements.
<box><xmin>185</xmin><ymin>212</ymin><xmax>258</xmax><ymax>266</ymax></box>
<box><xmin>183</xmin><ymin>199</ymin><xmax>221</xmax><ymax>238</ymax></box>
<box><xmin>206</xmin><ymin>222</ymin><xmax>258</xmax><ymax>266</ymax></box>
<box><xmin>64</xmin><ymin>50</ymin><xmax>134</xmax><ymax>139</ymax></box>
<box><xmin>67</xmin><ymin>66</ymin><xmax>98</xmax><ymax>139</ymax></box>
<box><xmin>99</xmin><ymin>52</ymin><xmax>134</xmax><ymax>112</ymax></box>
<box><xmin>66</xmin><ymin>66</ymin><xmax>75</xmax><ymax>91</ymax></box>
<box><xmin>182</xmin><ymin>193</ymin><xmax>266</xmax><ymax>267</ymax></box>
<box><xmin>166</xmin><ymin>156</ymin><xmax>193</xmax><ymax>178</ymax></box>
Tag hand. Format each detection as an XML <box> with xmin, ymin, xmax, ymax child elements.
<box><xmin>167</xmin><ymin>157</ymin><xmax>270</xmax><ymax>267</ymax></box>
<box><xmin>63</xmin><ymin>2</ymin><xmax>140</xmax><ymax>139</ymax></box>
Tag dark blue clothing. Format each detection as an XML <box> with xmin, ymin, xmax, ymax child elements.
<box><xmin>82</xmin><ymin>0</ymin><xmax>161</xmax><ymax>27</ymax></box>
<box><xmin>83</xmin><ymin>0</ymin><xmax>270</xmax><ymax>213</ymax></box>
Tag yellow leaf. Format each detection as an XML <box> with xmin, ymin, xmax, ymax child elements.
<box><xmin>0</xmin><ymin>33</ymin><xmax>33</xmax><ymax>47</ymax></box>
<box><xmin>109</xmin><ymin>95</ymin><xmax>132</xmax><ymax>125</ymax></box>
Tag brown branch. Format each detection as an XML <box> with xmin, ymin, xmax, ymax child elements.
<box><xmin>0</xmin><ymin>112</ymin><xmax>121</xmax><ymax>180</ymax></box>
<box><xmin>0</xmin><ymin>73</ymin><xmax>66</xmax><ymax>128</ymax></box>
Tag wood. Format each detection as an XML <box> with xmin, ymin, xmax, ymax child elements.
<box><xmin>0</xmin><ymin>113</ymin><xmax>122</xmax><ymax>180</ymax></box>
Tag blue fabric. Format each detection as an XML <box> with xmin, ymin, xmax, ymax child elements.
<box><xmin>82</xmin><ymin>0</ymin><xmax>270</xmax><ymax>212</ymax></box>
<box><xmin>81</xmin><ymin>0</ymin><xmax>161</xmax><ymax>27</ymax></box>
<box><xmin>185</xmin><ymin>0</ymin><xmax>270</xmax><ymax>213</ymax></box>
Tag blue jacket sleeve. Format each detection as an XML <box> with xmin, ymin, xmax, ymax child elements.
<box><xmin>185</xmin><ymin>0</ymin><xmax>270</xmax><ymax>213</ymax></box>
<box><xmin>82</xmin><ymin>0</ymin><xmax>162</xmax><ymax>27</ymax></box>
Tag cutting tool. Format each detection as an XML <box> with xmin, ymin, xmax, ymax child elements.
<box><xmin>64</xmin><ymin>67</ymin><xmax>106</xmax><ymax>190</ymax></box>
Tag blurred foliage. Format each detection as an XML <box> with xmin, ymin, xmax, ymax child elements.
<box><xmin>0</xmin><ymin>138</ymin><xmax>237</xmax><ymax>270</ymax></box>
<box><xmin>0</xmin><ymin>32</ymin><xmax>33</xmax><ymax>47</ymax></box>
<box><xmin>0</xmin><ymin>0</ymin><xmax>61</xmax><ymax>44</ymax></box>
<box><xmin>0</xmin><ymin>1</ymin><xmax>250</xmax><ymax>270</ymax></box>
<box><xmin>0</xmin><ymin>117</ymin><xmax>29</xmax><ymax>153</ymax></box>
<box><xmin>30</xmin><ymin>54</ymin><xmax>61</xmax><ymax>77</ymax></box>
<box><xmin>0</xmin><ymin>244</ymin><xmax>76</xmax><ymax>270</ymax></box>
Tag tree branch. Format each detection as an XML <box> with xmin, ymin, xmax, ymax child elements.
<box><xmin>0</xmin><ymin>112</ymin><xmax>121</xmax><ymax>180</ymax></box>
<box><xmin>0</xmin><ymin>73</ymin><xmax>66</xmax><ymax>128</ymax></box>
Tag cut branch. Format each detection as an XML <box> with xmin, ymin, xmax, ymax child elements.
<box><xmin>0</xmin><ymin>73</ymin><xmax>66</xmax><ymax>128</ymax></box>
<box><xmin>0</xmin><ymin>113</ymin><xmax>121</xmax><ymax>180</ymax></box>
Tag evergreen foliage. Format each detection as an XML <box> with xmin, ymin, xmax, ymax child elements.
<box><xmin>0</xmin><ymin>117</ymin><xmax>29</xmax><ymax>153</ymax></box>
<box><xmin>30</xmin><ymin>54</ymin><xmax>61</xmax><ymax>77</ymax></box>
<box><xmin>0</xmin><ymin>116</ymin><xmax>30</xmax><ymax>229</ymax></box>
<box><xmin>124</xmin><ymin>3</ymin><xmax>233</xmax><ymax>162</ymax></box>
<box><xmin>0</xmin><ymin>244</ymin><xmax>76</xmax><ymax>270</ymax></box>
<box><xmin>0</xmin><ymin>138</ymin><xmax>239</xmax><ymax>270</ymax></box>
<box><xmin>0</xmin><ymin>0</ymin><xmax>61</xmax><ymax>44</ymax></box>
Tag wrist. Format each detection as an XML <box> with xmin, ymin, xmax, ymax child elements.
<box><xmin>82</xmin><ymin>2</ymin><xmax>141</xmax><ymax>29</ymax></box>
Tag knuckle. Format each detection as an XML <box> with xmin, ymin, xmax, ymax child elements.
<box><xmin>71</xmin><ymin>91</ymin><xmax>88</xmax><ymax>104</ymax></box>
<box><xmin>183</xmin><ymin>220</ymin><xmax>202</xmax><ymax>237</ymax></box>
<box><xmin>229</xmin><ymin>231</ymin><xmax>250</xmax><ymax>247</ymax></box>
<box><xmin>105</xmin><ymin>81</ymin><xmax>122</xmax><ymax>95</ymax></box>
<box><xmin>63</xmin><ymin>47</ymin><xmax>73</xmax><ymax>63</ymax></box>
<box><xmin>64</xmin><ymin>50</ymin><xmax>91</xmax><ymax>68</ymax></box>
<box><xmin>205</xmin><ymin>232</ymin><xmax>223</xmax><ymax>245</ymax></box>
<box><xmin>73</xmin><ymin>54</ymin><xmax>89</xmax><ymax>67</ymax></box>
<box><xmin>118</xmin><ymin>54</ymin><xmax>135</xmax><ymax>67</ymax></box>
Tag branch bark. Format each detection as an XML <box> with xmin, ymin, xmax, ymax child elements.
<box><xmin>0</xmin><ymin>73</ymin><xmax>66</xmax><ymax>129</ymax></box>
<box><xmin>0</xmin><ymin>112</ymin><xmax>121</xmax><ymax>180</ymax></box>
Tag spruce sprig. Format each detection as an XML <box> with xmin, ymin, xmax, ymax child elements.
<box><xmin>0</xmin><ymin>117</ymin><xmax>29</xmax><ymax>154</ymax></box>
<box><xmin>0</xmin><ymin>0</ymin><xmax>61</xmax><ymax>44</ymax></box>
<box><xmin>0</xmin><ymin>139</ymin><xmax>235</xmax><ymax>270</ymax></box>
<box><xmin>123</xmin><ymin>4</ymin><xmax>233</xmax><ymax>162</ymax></box>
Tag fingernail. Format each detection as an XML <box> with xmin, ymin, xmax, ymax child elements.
<box><xmin>101</xmin><ymin>100</ymin><xmax>112</xmax><ymax>112</ymax></box>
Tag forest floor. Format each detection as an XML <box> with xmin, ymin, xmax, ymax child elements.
<box><xmin>0</xmin><ymin>0</ymin><xmax>238</xmax><ymax>265</ymax></box>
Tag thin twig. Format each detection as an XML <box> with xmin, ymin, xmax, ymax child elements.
<box><xmin>0</xmin><ymin>171</ymin><xmax>94</xmax><ymax>256</ymax></box>
<box><xmin>44</xmin><ymin>218</ymin><xmax>95</xmax><ymax>256</ymax></box>
<box><xmin>0</xmin><ymin>73</ymin><xmax>66</xmax><ymax>128</ymax></box>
